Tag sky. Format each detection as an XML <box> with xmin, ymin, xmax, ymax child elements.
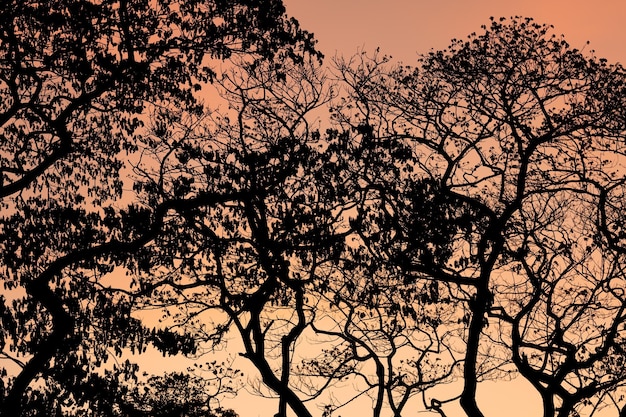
<box><xmin>283</xmin><ymin>0</ymin><xmax>626</xmax><ymax>65</ymax></box>
<box><xmin>139</xmin><ymin>2</ymin><xmax>626</xmax><ymax>416</ymax></box>
<box><xmin>2</xmin><ymin>2</ymin><xmax>624</xmax><ymax>417</ymax></box>
<box><xmin>260</xmin><ymin>1</ymin><xmax>626</xmax><ymax>416</ymax></box>
<box><xmin>116</xmin><ymin>2</ymin><xmax>624</xmax><ymax>417</ymax></box>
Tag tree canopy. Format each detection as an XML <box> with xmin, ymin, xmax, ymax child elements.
<box><xmin>331</xmin><ymin>17</ymin><xmax>626</xmax><ymax>417</ymax></box>
<box><xmin>2</xmin><ymin>9</ymin><xmax>626</xmax><ymax>417</ymax></box>
<box><xmin>0</xmin><ymin>0</ymin><xmax>317</xmax><ymax>415</ymax></box>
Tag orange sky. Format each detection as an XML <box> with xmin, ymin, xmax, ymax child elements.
<box><xmin>283</xmin><ymin>0</ymin><xmax>626</xmax><ymax>65</ymax></box>
<box><xmin>267</xmin><ymin>2</ymin><xmax>626</xmax><ymax>416</ymax></box>
<box><xmin>131</xmin><ymin>3</ymin><xmax>624</xmax><ymax>416</ymax></box>
<box><xmin>130</xmin><ymin>3</ymin><xmax>625</xmax><ymax>416</ymax></box>
<box><xmin>2</xmin><ymin>2</ymin><xmax>624</xmax><ymax>417</ymax></box>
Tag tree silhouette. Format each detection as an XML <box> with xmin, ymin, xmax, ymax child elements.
<box><xmin>125</xmin><ymin>16</ymin><xmax>626</xmax><ymax>417</ymax></box>
<box><xmin>131</xmin><ymin>55</ymin><xmax>339</xmax><ymax>417</ymax></box>
<box><xmin>4</xmin><ymin>7</ymin><xmax>626</xmax><ymax>417</ymax></box>
<box><xmin>1</xmin><ymin>359</ymin><xmax>241</xmax><ymax>416</ymax></box>
<box><xmin>331</xmin><ymin>16</ymin><xmax>626</xmax><ymax>417</ymax></box>
<box><xmin>0</xmin><ymin>0</ymin><xmax>317</xmax><ymax>415</ymax></box>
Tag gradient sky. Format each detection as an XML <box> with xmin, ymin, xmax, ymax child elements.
<box><xmin>117</xmin><ymin>3</ymin><xmax>624</xmax><ymax>417</ymax></box>
<box><xmin>3</xmin><ymin>2</ymin><xmax>623</xmax><ymax>417</ymax></box>
<box><xmin>266</xmin><ymin>2</ymin><xmax>626</xmax><ymax>416</ymax></box>
<box><xmin>283</xmin><ymin>0</ymin><xmax>626</xmax><ymax>65</ymax></box>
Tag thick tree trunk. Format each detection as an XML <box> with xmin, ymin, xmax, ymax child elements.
<box><xmin>460</xmin><ymin>277</ymin><xmax>493</xmax><ymax>417</ymax></box>
<box><xmin>459</xmin><ymin>304</ymin><xmax>485</xmax><ymax>417</ymax></box>
<box><xmin>1</xmin><ymin>281</ymin><xmax>74</xmax><ymax>417</ymax></box>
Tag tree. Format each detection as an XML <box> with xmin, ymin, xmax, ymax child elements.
<box><xmin>18</xmin><ymin>359</ymin><xmax>242</xmax><ymax>416</ymax></box>
<box><xmin>112</xmin><ymin>361</ymin><xmax>243</xmax><ymax>417</ymax></box>
<box><xmin>131</xmin><ymin>16</ymin><xmax>626</xmax><ymax>417</ymax></box>
<box><xmin>131</xmin><ymin>38</ymin><xmax>463</xmax><ymax>417</ymax></box>
<box><xmin>0</xmin><ymin>0</ymin><xmax>318</xmax><ymax>415</ymax></box>
<box><xmin>132</xmin><ymin>49</ymin><xmax>469</xmax><ymax>417</ymax></box>
<box><xmin>5</xmin><ymin>8</ymin><xmax>626</xmax><ymax>417</ymax></box>
<box><xmin>331</xmin><ymin>16</ymin><xmax>626</xmax><ymax>417</ymax></box>
<box><xmin>131</xmin><ymin>54</ymin><xmax>340</xmax><ymax>417</ymax></box>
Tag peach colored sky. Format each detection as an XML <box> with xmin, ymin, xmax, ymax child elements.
<box><xmin>152</xmin><ymin>3</ymin><xmax>624</xmax><ymax>416</ymax></box>
<box><xmin>284</xmin><ymin>0</ymin><xmax>626</xmax><ymax>65</ymax></box>
<box><xmin>113</xmin><ymin>3</ymin><xmax>623</xmax><ymax>417</ymax></box>
<box><xmin>254</xmin><ymin>2</ymin><xmax>625</xmax><ymax>416</ymax></box>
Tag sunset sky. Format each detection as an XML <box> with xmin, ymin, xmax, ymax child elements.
<box><xmin>247</xmin><ymin>1</ymin><xmax>625</xmax><ymax>416</ymax></box>
<box><xmin>178</xmin><ymin>2</ymin><xmax>626</xmax><ymax>416</ymax></box>
<box><xmin>284</xmin><ymin>0</ymin><xmax>626</xmax><ymax>65</ymax></box>
<box><xmin>93</xmin><ymin>2</ymin><xmax>626</xmax><ymax>417</ymax></box>
<box><xmin>4</xmin><ymin>1</ymin><xmax>625</xmax><ymax>417</ymax></box>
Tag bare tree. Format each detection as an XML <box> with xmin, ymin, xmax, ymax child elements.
<box><xmin>132</xmin><ymin>56</ymin><xmax>338</xmax><ymax>417</ymax></box>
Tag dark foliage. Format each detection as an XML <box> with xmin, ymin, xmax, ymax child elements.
<box><xmin>0</xmin><ymin>0</ymin><xmax>316</xmax><ymax>415</ymax></box>
<box><xmin>3</xmin><ymin>8</ymin><xmax>626</xmax><ymax>417</ymax></box>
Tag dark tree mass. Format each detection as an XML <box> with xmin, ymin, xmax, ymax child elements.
<box><xmin>1</xmin><ymin>5</ymin><xmax>626</xmax><ymax>417</ymax></box>
<box><xmin>0</xmin><ymin>0</ymin><xmax>316</xmax><ymax>415</ymax></box>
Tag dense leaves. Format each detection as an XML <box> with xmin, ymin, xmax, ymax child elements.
<box><xmin>3</xmin><ymin>10</ymin><xmax>626</xmax><ymax>417</ymax></box>
<box><xmin>0</xmin><ymin>0</ymin><xmax>317</xmax><ymax>415</ymax></box>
